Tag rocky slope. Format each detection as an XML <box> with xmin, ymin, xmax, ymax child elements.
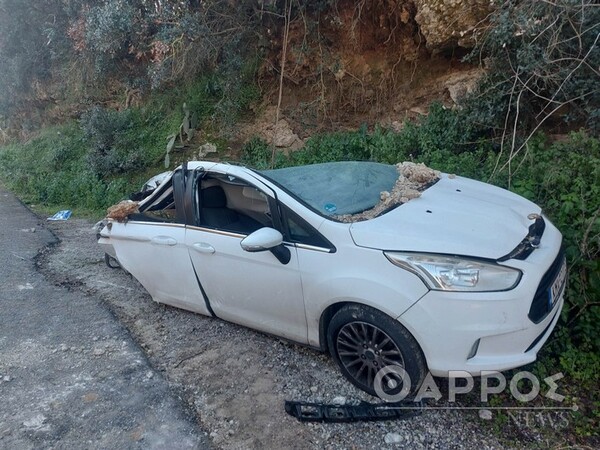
<box><xmin>251</xmin><ymin>0</ymin><xmax>493</xmax><ymax>150</ymax></box>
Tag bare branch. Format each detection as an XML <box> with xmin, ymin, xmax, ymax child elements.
<box><xmin>536</xmin><ymin>31</ymin><xmax>599</xmax><ymax>120</ymax></box>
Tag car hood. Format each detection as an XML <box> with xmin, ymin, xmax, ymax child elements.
<box><xmin>349</xmin><ymin>175</ymin><xmax>541</xmax><ymax>259</ymax></box>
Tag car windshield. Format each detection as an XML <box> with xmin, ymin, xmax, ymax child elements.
<box><xmin>261</xmin><ymin>162</ymin><xmax>399</xmax><ymax>217</ymax></box>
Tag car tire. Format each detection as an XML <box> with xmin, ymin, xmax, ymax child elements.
<box><xmin>327</xmin><ymin>304</ymin><xmax>427</xmax><ymax>398</ymax></box>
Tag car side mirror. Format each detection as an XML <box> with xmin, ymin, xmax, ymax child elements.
<box><xmin>240</xmin><ymin>228</ymin><xmax>291</xmax><ymax>265</ymax></box>
<box><xmin>241</xmin><ymin>228</ymin><xmax>284</xmax><ymax>252</ymax></box>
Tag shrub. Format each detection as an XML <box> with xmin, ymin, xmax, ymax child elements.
<box><xmin>210</xmin><ymin>47</ymin><xmax>263</xmax><ymax>131</ymax></box>
<box><xmin>463</xmin><ymin>0</ymin><xmax>599</xmax><ymax>158</ymax></box>
<box><xmin>80</xmin><ymin>107</ymin><xmax>146</xmax><ymax>178</ymax></box>
<box><xmin>511</xmin><ymin>133</ymin><xmax>600</xmax><ymax>351</ymax></box>
<box><xmin>290</xmin><ymin>104</ymin><xmax>490</xmax><ymax>170</ymax></box>
<box><xmin>0</xmin><ymin>122</ymin><xmax>151</xmax><ymax>211</ymax></box>
<box><xmin>84</xmin><ymin>0</ymin><xmax>138</xmax><ymax>76</ymax></box>
<box><xmin>240</xmin><ymin>137</ymin><xmax>273</xmax><ymax>170</ymax></box>
<box><xmin>0</xmin><ymin>75</ymin><xmax>228</xmax><ymax>212</ymax></box>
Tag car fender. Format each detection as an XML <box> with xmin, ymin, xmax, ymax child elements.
<box><xmin>303</xmin><ymin>272</ymin><xmax>429</xmax><ymax>349</ymax></box>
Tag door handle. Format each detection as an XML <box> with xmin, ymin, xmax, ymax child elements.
<box><xmin>192</xmin><ymin>242</ymin><xmax>215</xmax><ymax>254</ymax></box>
<box><xmin>151</xmin><ymin>236</ymin><xmax>177</xmax><ymax>246</ymax></box>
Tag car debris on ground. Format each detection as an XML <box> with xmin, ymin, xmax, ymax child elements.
<box><xmin>47</xmin><ymin>210</ymin><xmax>72</xmax><ymax>221</ymax></box>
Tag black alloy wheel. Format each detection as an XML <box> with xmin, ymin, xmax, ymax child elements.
<box><xmin>328</xmin><ymin>304</ymin><xmax>427</xmax><ymax>398</ymax></box>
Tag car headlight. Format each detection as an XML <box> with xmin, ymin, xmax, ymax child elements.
<box><xmin>384</xmin><ymin>252</ymin><xmax>522</xmax><ymax>292</ymax></box>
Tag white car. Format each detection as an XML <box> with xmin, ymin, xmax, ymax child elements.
<box><xmin>98</xmin><ymin>161</ymin><xmax>566</xmax><ymax>397</ymax></box>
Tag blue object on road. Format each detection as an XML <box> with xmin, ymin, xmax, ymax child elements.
<box><xmin>47</xmin><ymin>210</ymin><xmax>72</xmax><ymax>221</ymax></box>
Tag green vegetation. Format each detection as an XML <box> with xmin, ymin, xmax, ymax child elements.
<box><xmin>0</xmin><ymin>123</ymin><xmax>134</xmax><ymax>210</ymax></box>
<box><xmin>464</xmin><ymin>0</ymin><xmax>599</xmax><ymax>136</ymax></box>
<box><xmin>0</xmin><ymin>74</ymin><xmax>256</xmax><ymax>211</ymax></box>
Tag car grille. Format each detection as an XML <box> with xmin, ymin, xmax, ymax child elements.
<box><xmin>528</xmin><ymin>248</ymin><xmax>565</xmax><ymax>324</ymax></box>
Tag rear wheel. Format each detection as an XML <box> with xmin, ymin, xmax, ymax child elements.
<box><xmin>327</xmin><ymin>304</ymin><xmax>426</xmax><ymax>398</ymax></box>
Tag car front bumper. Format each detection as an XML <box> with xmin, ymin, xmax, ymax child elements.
<box><xmin>398</xmin><ymin>218</ymin><xmax>565</xmax><ymax>377</ymax></box>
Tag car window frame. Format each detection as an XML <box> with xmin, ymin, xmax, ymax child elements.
<box><xmin>129</xmin><ymin>171</ymin><xmax>183</xmax><ymax>224</ymax></box>
<box><xmin>278</xmin><ymin>203</ymin><xmax>336</xmax><ymax>253</ymax></box>
<box><xmin>190</xmin><ymin>170</ymin><xmax>281</xmax><ymax>237</ymax></box>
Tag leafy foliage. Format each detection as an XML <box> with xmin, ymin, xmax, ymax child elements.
<box><xmin>0</xmin><ymin>74</ymin><xmax>238</xmax><ymax>211</ymax></box>
<box><xmin>84</xmin><ymin>0</ymin><xmax>138</xmax><ymax>75</ymax></box>
<box><xmin>244</xmin><ymin>104</ymin><xmax>494</xmax><ymax>179</ymax></box>
<box><xmin>463</xmin><ymin>0</ymin><xmax>600</xmax><ymax>176</ymax></box>
<box><xmin>240</xmin><ymin>137</ymin><xmax>274</xmax><ymax>170</ymax></box>
<box><xmin>0</xmin><ymin>0</ymin><xmax>268</xmax><ymax>125</ymax></box>
<box><xmin>80</xmin><ymin>107</ymin><xmax>147</xmax><ymax>178</ymax></box>
<box><xmin>516</xmin><ymin>134</ymin><xmax>599</xmax><ymax>351</ymax></box>
<box><xmin>211</xmin><ymin>49</ymin><xmax>263</xmax><ymax>130</ymax></box>
<box><xmin>0</xmin><ymin>124</ymin><xmax>132</xmax><ymax>209</ymax></box>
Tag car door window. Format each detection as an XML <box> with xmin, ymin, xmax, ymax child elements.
<box><xmin>282</xmin><ymin>206</ymin><xmax>334</xmax><ymax>250</ymax></box>
<box><xmin>129</xmin><ymin>180</ymin><xmax>180</xmax><ymax>223</ymax></box>
<box><xmin>197</xmin><ymin>175</ymin><xmax>273</xmax><ymax>234</ymax></box>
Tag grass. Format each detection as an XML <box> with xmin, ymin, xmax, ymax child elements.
<box><xmin>0</xmin><ymin>74</ymin><xmax>258</xmax><ymax>216</ymax></box>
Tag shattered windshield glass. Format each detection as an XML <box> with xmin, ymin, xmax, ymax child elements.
<box><xmin>261</xmin><ymin>162</ymin><xmax>399</xmax><ymax>217</ymax></box>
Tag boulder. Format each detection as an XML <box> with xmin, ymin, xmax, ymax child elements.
<box><xmin>444</xmin><ymin>68</ymin><xmax>485</xmax><ymax>105</ymax></box>
<box><xmin>414</xmin><ymin>0</ymin><xmax>496</xmax><ymax>50</ymax></box>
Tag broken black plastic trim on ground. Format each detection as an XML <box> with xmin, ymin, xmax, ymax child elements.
<box><xmin>285</xmin><ymin>400</ymin><xmax>424</xmax><ymax>423</ymax></box>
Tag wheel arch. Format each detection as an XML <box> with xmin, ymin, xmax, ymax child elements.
<box><xmin>319</xmin><ymin>301</ymin><xmax>351</xmax><ymax>353</ymax></box>
<box><xmin>306</xmin><ymin>274</ymin><xmax>427</xmax><ymax>350</ymax></box>
<box><xmin>322</xmin><ymin>301</ymin><xmax>429</xmax><ymax>397</ymax></box>
<box><xmin>318</xmin><ymin>301</ymin><xmax>424</xmax><ymax>358</ymax></box>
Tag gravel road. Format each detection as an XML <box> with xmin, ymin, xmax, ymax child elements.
<box><xmin>37</xmin><ymin>214</ymin><xmax>511</xmax><ymax>449</ymax></box>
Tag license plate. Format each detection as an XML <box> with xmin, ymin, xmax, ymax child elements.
<box><xmin>549</xmin><ymin>258</ymin><xmax>567</xmax><ymax>308</ymax></box>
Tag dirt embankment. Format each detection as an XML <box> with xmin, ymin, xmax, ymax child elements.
<box><xmin>246</xmin><ymin>0</ymin><xmax>486</xmax><ymax>150</ymax></box>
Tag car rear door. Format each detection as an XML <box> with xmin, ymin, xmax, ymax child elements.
<box><xmin>106</xmin><ymin>171</ymin><xmax>211</xmax><ymax>315</ymax></box>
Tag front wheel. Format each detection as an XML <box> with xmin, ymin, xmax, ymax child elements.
<box><xmin>327</xmin><ymin>304</ymin><xmax>426</xmax><ymax>398</ymax></box>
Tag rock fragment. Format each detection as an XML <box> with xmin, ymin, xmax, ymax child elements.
<box><xmin>384</xmin><ymin>432</ymin><xmax>404</xmax><ymax>444</ymax></box>
<box><xmin>331</xmin><ymin>396</ymin><xmax>346</xmax><ymax>405</ymax></box>
<box><xmin>106</xmin><ymin>200</ymin><xmax>140</xmax><ymax>222</ymax></box>
<box><xmin>479</xmin><ymin>409</ymin><xmax>493</xmax><ymax>420</ymax></box>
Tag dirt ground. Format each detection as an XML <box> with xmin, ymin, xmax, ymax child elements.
<box><xmin>39</xmin><ymin>217</ymin><xmax>509</xmax><ymax>449</ymax></box>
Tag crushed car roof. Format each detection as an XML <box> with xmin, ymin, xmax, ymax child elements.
<box><xmin>261</xmin><ymin>162</ymin><xmax>399</xmax><ymax>216</ymax></box>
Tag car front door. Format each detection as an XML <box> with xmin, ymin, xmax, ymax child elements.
<box><xmin>184</xmin><ymin>171</ymin><xmax>308</xmax><ymax>343</ymax></box>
